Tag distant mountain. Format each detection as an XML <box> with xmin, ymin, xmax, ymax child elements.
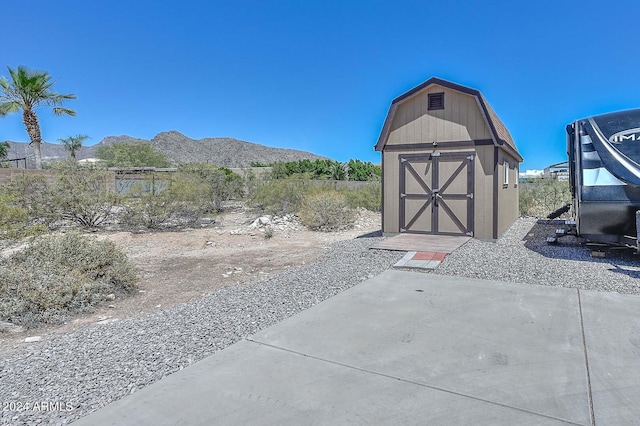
<box><xmin>3</xmin><ymin>131</ymin><xmax>328</xmax><ymax>168</ymax></box>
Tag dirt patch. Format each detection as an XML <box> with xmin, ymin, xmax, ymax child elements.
<box><xmin>0</xmin><ymin>206</ymin><xmax>381</xmax><ymax>354</ymax></box>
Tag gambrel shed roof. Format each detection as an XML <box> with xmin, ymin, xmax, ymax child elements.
<box><xmin>375</xmin><ymin>77</ymin><xmax>523</xmax><ymax>162</ymax></box>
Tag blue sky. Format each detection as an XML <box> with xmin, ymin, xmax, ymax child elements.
<box><xmin>2</xmin><ymin>0</ymin><xmax>639</xmax><ymax>170</ymax></box>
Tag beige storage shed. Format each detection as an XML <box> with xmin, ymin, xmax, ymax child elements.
<box><xmin>375</xmin><ymin>77</ymin><xmax>523</xmax><ymax>239</ymax></box>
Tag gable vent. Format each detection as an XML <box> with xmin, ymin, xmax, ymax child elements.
<box><xmin>428</xmin><ymin>92</ymin><xmax>444</xmax><ymax>110</ymax></box>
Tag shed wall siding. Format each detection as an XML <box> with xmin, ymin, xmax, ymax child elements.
<box><xmin>496</xmin><ymin>151</ymin><xmax>520</xmax><ymax>237</ymax></box>
<box><xmin>382</xmin><ymin>150</ymin><xmax>400</xmax><ymax>233</ymax></box>
<box><xmin>386</xmin><ymin>85</ymin><xmax>492</xmax><ymax>146</ymax></box>
<box><xmin>473</xmin><ymin>145</ymin><xmax>495</xmax><ymax>239</ymax></box>
<box><xmin>382</xmin><ymin>145</ymin><xmax>496</xmax><ymax>239</ymax></box>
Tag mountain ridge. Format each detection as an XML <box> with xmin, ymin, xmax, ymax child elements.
<box><xmin>3</xmin><ymin>131</ymin><xmax>328</xmax><ymax>167</ymax></box>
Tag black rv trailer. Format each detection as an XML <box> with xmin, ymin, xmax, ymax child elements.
<box><xmin>566</xmin><ymin>108</ymin><xmax>640</xmax><ymax>247</ymax></box>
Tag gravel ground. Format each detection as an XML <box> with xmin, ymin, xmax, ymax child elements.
<box><xmin>2</xmin><ymin>218</ymin><xmax>640</xmax><ymax>425</ymax></box>
<box><xmin>0</xmin><ymin>236</ymin><xmax>404</xmax><ymax>426</ymax></box>
<box><xmin>434</xmin><ymin>217</ymin><xmax>640</xmax><ymax>294</ymax></box>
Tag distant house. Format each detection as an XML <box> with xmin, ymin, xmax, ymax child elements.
<box><xmin>375</xmin><ymin>77</ymin><xmax>523</xmax><ymax>239</ymax></box>
<box><xmin>543</xmin><ymin>162</ymin><xmax>569</xmax><ymax>181</ymax></box>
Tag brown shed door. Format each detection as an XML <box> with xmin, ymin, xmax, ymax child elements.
<box><xmin>399</xmin><ymin>152</ymin><xmax>474</xmax><ymax>236</ymax></box>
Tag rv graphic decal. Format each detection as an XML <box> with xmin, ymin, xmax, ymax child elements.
<box><xmin>608</xmin><ymin>128</ymin><xmax>640</xmax><ymax>144</ymax></box>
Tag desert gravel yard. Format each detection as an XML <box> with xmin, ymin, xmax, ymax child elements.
<box><xmin>435</xmin><ymin>217</ymin><xmax>640</xmax><ymax>294</ymax></box>
<box><xmin>1</xmin><ymin>216</ymin><xmax>640</xmax><ymax>425</ymax></box>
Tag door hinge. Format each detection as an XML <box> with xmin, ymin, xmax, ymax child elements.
<box><xmin>400</xmin><ymin>158</ymin><xmax>407</xmax><ymax>163</ymax></box>
<box><xmin>467</xmin><ymin>193</ymin><xmax>474</xmax><ymax>199</ymax></box>
<box><xmin>467</xmin><ymin>155</ymin><xmax>474</xmax><ymax>161</ymax></box>
<box><xmin>400</xmin><ymin>193</ymin><xmax>406</xmax><ymax>198</ymax></box>
<box><xmin>466</xmin><ymin>231</ymin><xmax>474</xmax><ymax>237</ymax></box>
<box><xmin>431</xmin><ymin>152</ymin><xmax>441</xmax><ymax>157</ymax></box>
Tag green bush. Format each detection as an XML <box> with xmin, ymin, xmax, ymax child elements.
<box><xmin>0</xmin><ymin>192</ymin><xmax>49</xmax><ymax>240</ymax></box>
<box><xmin>95</xmin><ymin>141</ymin><xmax>171</xmax><ymax>168</ymax></box>
<box><xmin>177</xmin><ymin>164</ymin><xmax>244</xmax><ymax>211</ymax></box>
<box><xmin>120</xmin><ymin>169</ymin><xmax>241</xmax><ymax>229</ymax></box>
<box><xmin>339</xmin><ymin>182</ymin><xmax>381</xmax><ymax>212</ymax></box>
<box><xmin>298</xmin><ymin>191</ymin><xmax>355</xmax><ymax>232</ymax></box>
<box><xmin>121</xmin><ymin>179</ymin><xmax>198</xmax><ymax>229</ymax></box>
<box><xmin>0</xmin><ymin>232</ymin><xmax>137</xmax><ymax>327</ymax></box>
<box><xmin>251</xmin><ymin>179</ymin><xmax>321</xmax><ymax>215</ymax></box>
<box><xmin>4</xmin><ymin>174</ymin><xmax>58</xmax><ymax>229</ymax></box>
<box><xmin>519</xmin><ymin>179</ymin><xmax>571</xmax><ymax>217</ymax></box>
<box><xmin>267</xmin><ymin>159</ymin><xmax>379</xmax><ymax>181</ymax></box>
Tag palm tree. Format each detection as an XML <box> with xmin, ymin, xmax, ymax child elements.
<box><xmin>58</xmin><ymin>134</ymin><xmax>89</xmax><ymax>160</ymax></box>
<box><xmin>0</xmin><ymin>66</ymin><xmax>76</xmax><ymax>169</ymax></box>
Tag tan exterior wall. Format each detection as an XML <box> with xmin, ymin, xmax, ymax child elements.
<box><xmin>473</xmin><ymin>146</ymin><xmax>495</xmax><ymax>239</ymax></box>
<box><xmin>379</xmin><ymin>84</ymin><xmax>521</xmax><ymax>239</ymax></box>
<box><xmin>386</xmin><ymin>85</ymin><xmax>492</xmax><ymax>145</ymax></box>
<box><xmin>496</xmin><ymin>150</ymin><xmax>520</xmax><ymax>237</ymax></box>
<box><xmin>382</xmin><ymin>146</ymin><xmax>496</xmax><ymax>239</ymax></box>
<box><xmin>382</xmin><ymin>150</ymin><xmax>400</xmax><ymax>233</ymax></box>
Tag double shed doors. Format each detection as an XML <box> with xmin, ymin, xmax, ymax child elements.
<box><xmin>399</xmin><ymin>152</ymin><xmax>474</xmax><ymax>236</ymax></box>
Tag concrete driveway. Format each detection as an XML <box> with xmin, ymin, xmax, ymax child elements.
<box><xmin>73</xmin><ymin>270</ymin><xmax>640</xmax><ymax>425</ymax></box>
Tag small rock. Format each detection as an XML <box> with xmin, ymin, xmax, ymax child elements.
<box><xmin>0</xmin><ymin>321</ymin><xmax>25</xmax><ymax>334</ymax></box>
<box><xmin>105</xmin><ymin>293</ymin><xmax>116</xmax><ymax>301</ymax></box>
<box><xmin>96</xmin><ymin>318</ymin><xmax>119</xmax><ymax>325</ymax></box>
<box><xmin>108</xmin><ymin>305</ymin><xmax>116</xmax><ymax>309</ymax></box>
<box><xmin>24</xmin><ymin>336</ymin><xmax>41</xmax><ymax>343</ymax></box>
<box><xmin>249</xmin><ymin>216</ymin><xmax>271</xmax><ymax>229</ymax></box>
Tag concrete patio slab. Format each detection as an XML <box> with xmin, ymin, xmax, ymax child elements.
<box><xmin>73</xmin><ymin>270</ymin><xmax>640</xmax><ymax>425</ymax></box>
<box><xmin>580</xmin><ymin>290</ymin><xmax>640</xmax><ymax>425</ymax></box>
<box><xmin>251</xmin><ymin>270</ymin><xmax>590</xmax><ymax>425</ymax></box>
<box><xmin>72</xmin><ymin>340</ymin><xmax>573</xmax><ymax>425</ymax></box>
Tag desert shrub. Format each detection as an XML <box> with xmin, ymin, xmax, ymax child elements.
<box><xmin>0</xmin><ymin>192</ymin><xmax>49</xmax><ymax>240</ymax></box>
<box><xmin>5</xmin><ymin>170</ymin><xmax>119</xmax><ymax>229</ymax></box>
<box><xmin>121</xmin><ymin>186</ymin><xmax>192</xmax><ymax>229</ymax></box>
<box><xmin>50</xmin><ymin>168</ymin><xmax>120</xmax><ymax>228</ymax></box>
<box><xmin>0</xmin><ymin>232</ymin><xmax>137</xmax><ymax>327</ymax></box>
<box><xmin>339</xmin><ymin>182</ymin><xmax>381</xmax><ymax>212</ymax></box>
<box><xmin>298</xmin><ymin>190</ymin><xmax>355</xmax><ymax>231</ymax></box>
<box><xmin>5</xmin><ymin>174</ymin><xmax>58</xmax><ymax>228</ymax></box>
<box><xmin>251</xmin><ymin>179</ymin><xmax>322</xmax><ymax>215</ymax></box>
<box><xmin>121</xmin><ymin>172</ymin><xmax>212</xmax><ymax>229</ymax></box>
<box><xmin>177</xmin><ymin>164</ymin><xmax>244</xmax><ymax>211</ymax></box>
<box><xmin>95</xmin><ymin>141</ymin><xmax>171</xmax><ymax>168</ymax></box>
<box><xmin>519</xmin><ymin>179</ymin><xmax>571</xmax><ymax>217</ymax></box>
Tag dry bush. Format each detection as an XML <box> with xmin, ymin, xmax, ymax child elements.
<box><xmin>0</xmin><ymin>232</ymin><xmax>137</xmax><ymax>328</ymax></box>
<box><xmin>339</xmin><ymin>182</ymin><xmax>381</xmax><ymax>212</ymax></box>
<box><xmin>519</xmin><ymin>180</ymin><xmax>571</xmax><ymax>217</ymax></box>
<box><xmin>251</xmin><ymin>179</ymin><xmax>323</xmax><ymax>215</ymax></box>
<box><xmin>298</xmin><ymin>191</ymin><xmax>355</xmax><ymax>232</ymax></box>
